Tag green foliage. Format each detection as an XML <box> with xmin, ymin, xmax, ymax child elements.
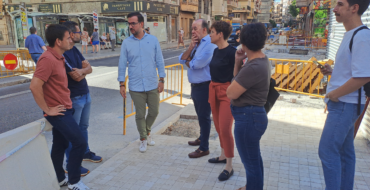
<box><xmin>289</xmin><ymin>0</ymin><xmax>300</xmax><ymax>17</ymax></box>
<box><xmin>269</xmin><ymin>20</ymin><xmax>277</xmax><ymax>28</ymax></box>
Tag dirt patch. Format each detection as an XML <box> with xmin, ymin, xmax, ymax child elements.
<box><xmin>161</xmin><ymin>118</ymin><xmax>218</xmax><ymax>140</ymax></box>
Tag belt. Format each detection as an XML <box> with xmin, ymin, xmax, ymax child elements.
<box><xmin>191</xmin><ymin>81</ymin><xmax>210</xmax><ymax>87</ymax></box>
<box><xmin>31</xmin><ymin>53</ymin><xmax>42</xmax><ymax>54</ymax></box>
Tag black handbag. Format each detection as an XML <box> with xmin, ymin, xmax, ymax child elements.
<box><xmin>264</xmin><ymin>78</ymin><xmax>280</xmax><ymax>113</ymax></box>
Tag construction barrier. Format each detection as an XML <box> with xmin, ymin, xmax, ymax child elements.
<box><xmin>122</xmin><ymin>63</ymin><xmax>185</xmax><ymax>135</ymax></box>
<box><xmin>270</xmin><ymin>57</ymin><xmax>333</xmax><ymax>98</ymax></box>
<box><xmin>287</xmin><ymin>36</ymin><xmax>327</xmax><ymax>49</ymax></box>
<box><xmin>0</xmin><ymin>50</ymin><xmax>36</xmax><ymax>79</ymax></box>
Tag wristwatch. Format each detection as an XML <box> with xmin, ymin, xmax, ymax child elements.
<box><xmin>159</xmin><ymin>79</ymin><xmax>165</xmax><ymax>83</ymax></box>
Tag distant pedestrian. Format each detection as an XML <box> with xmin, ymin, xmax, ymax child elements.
<box><xmin>146</xmin><ymin>27</ymin><xmax>151</xmax><ymax>34</ymax></box>
<box><xmin>177</xmin><ymin>30</ymin><xmax>185</xmax><ymax>49</ymax></box>
<box><xmin>91</xmin><ymin>28</ymin><xmax>99</xmax><ymax>53</ymax></box>
<box><xmin>118</xmin><ymin>12</ymin><xmax>165</xmax><ymax>153</ymax></box>
<box><xmin>226</xmin><ymin>23</ymin><xmax>270</xmax><ymax>190</ymax></box>
<box><xmin>110</xmin><ymin>28</ymin><xmax>116</xmax><ymax>51</ymax></box>
<box><xmin>180</xmin><ymin>28</ymin><xmax>184</xmax><ymax>36</ymax></box>
<box><xmin>178</xmin><ymin>19</ymin><xmax>217</xmax><ymax>158</ymax></box>
<box><xmin>208</xmin><ymin>21</ymin><xmax>236</xmax><ymax>181</ymax></box>
<box><xmin>81</xmin><ymin>27</ymin><xmax>89</xmax><ymax>54</ymax></box>
<box><xmin>29</xmin><ymin>24</ymin><xmax>89</xmax><ymax>190</ymax></box>
<box><xmin>62</xmin><ymin>21</ymin><xmax>102</xmax><ymax>178</ymax></box>
<box><xmin>25</xmin><ymin>27</ymin><xmax>47</xmax><ymax>64</ymax></box>
<box><xmin>318</xmin><ymin>0</ymin><xmax>370</xmax><ymax>189</ymax></box>
<box><xmin>106</xmin><ymin>33</ymin><xmax>112</xmax><ymax>49</ymax></box>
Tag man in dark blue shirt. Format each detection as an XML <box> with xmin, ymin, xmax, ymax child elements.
<box><xmin>25</xmin><ymin>27</ymin><xmax>47</xmax><ymax>64</ymax></box>
<box><xmin>62</xmin><ymin>21</ymin><xmax>102</xmax><ymax>177</ymax></box>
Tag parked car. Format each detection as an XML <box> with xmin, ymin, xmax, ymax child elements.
<box><xmin>272</xmin><ymin>28</ymin><xmax>279</xmax><ymax>34</ymax></box>
<box><xmin>228</xmin><ymin>34</ymin><xmax>239</xmax><ymax>47</ymax></box>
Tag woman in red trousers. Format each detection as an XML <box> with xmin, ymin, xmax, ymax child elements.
<box><xmin>208</xmin><ymin>21</ymin><xmax>236</xmax><ymax>181</ymax></box>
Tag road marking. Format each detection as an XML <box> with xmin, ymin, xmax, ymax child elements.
<box><xmin>0</xmin><ymin>90</ymin><xmax>31</xmax><ymax>100</ymax></box>
<box><xmin>164</xmin><ymin>56</ymin><xmax>179</xmax><ymax>61</ymax></box>
<box><xmin>86</xmin><ymin>71</ymin><xmax>118</xmax><ymax>80</ymax></box>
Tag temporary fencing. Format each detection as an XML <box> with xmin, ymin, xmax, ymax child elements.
<box><xmin>122</xmin><ymin>63</ymin><xmax>185</xmax><ymax>135</ymax></box>
<box><xmin>270</xmin><ymin>57</ymin><xmax>333</xmax><ymax>98</ymax></box>
<box><xmin>0</xmin><ymin>50</ymin><xmax>35</xmax><ymax>79</ymax></box>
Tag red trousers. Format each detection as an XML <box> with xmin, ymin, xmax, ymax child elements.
<box><xmin>209</xmin><ymin>81</ymin><xmax>234</xmax><ymax>158</ymax></box>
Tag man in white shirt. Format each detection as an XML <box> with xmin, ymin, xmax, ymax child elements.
<box><xmin>318</xmin><ymin>0</ymin><xmax>370</xmax><ymax>189</ymax></box>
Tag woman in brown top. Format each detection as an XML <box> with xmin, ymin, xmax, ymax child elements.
<box><xmin>226</xmin><ymin>23</ymin><xmax>270</xmax><ymax>190</ymax></box>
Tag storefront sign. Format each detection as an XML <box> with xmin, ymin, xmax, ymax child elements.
<box><xmin>38</xmin><ymin>4</ymin><xmax>62</xmax><ymax>13</ymax></box>
<box><xmin>153</xmin><ymin>23</ymin><xmax>158</xmax><ymax>27</ymax></box>
<box><xmin>101</xmin><ymin>1</ymin><xmax>177</xmax><ymax>14</ymax></box>
<box><xmin>20</xmin><ymin>3</ymin><xmax>28</xmax><ymax>40</ymax></box>
<box><xmin>8</xmin><ymin>4</ymin><xmax>31</xmax><ymax>12</ymax></box>
<box><xmin>93</xmin><ymin>11</ymin><xmax>99</xmax><ymax>29</ymax></box>
<box><xmin>170</xmin><ymin>6</ymin><xmax>179</xmax><ymax>15</ymax></box>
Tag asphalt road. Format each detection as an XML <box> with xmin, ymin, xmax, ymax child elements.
<box><xmin>0</xmin><ymin>47</ymin><xmax>188</xmax><ymax>134</ymax></box>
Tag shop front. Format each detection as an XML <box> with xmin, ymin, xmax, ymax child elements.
<box><xmin>179</xmin><ymin>11</ymin><xmax>195</xmax><ymax>40</ymax></box>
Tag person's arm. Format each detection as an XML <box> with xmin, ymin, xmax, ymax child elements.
<box><xmin>118</xmin><ymin>41</ymin><xmax>128</xmax><ymax>98</ymax></box>
<box><xmin>155</xmin><ymin>40</ymin><xmax>166</xmax><ymax>93</ymax></box>
<box><xmin>187</xmin><ymin>44</ymin><xmax>216</xmax><ymax>70</ymax></box>
<box><xmin>227</xmin><ymin>65</ymin><xmax>256</xmax><ymax>100</ymax></box>
<box><xmin>180</xmin><ymin>36</ymin><xmax>198</xmax><ymax>61</ymax></box>
<box><xmin>42</xmin><ymin>46</ymin><xmax>47</xmax><ymax>51</ymax></box>
<box><xmin>233</xmin><ymin>49</ymin><xmax>247</xmax><ymax>76</ymax></box>
<box><xmin>326</xmin><ymin>78</ymin><xmax>370</xmax><ymax>102</ymax></box>
<box><xmin>30</xmin><ymin>77</ymin><xmax>66</xmax><ymax>116</ymax></box>
<box><xmin>226</xmin><ymin>81</ymin><xmax>247</xmax><ymax>99</ymax></box>
<box><xmin>38</xmin><ymin>36</ymin><xmax>46</xmax><ymax>52</ymax></box>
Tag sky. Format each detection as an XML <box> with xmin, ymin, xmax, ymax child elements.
<box><xmin>274</xmin><ymin>0</ymin><xmax>281</xmax><ymax>2</ymax></box>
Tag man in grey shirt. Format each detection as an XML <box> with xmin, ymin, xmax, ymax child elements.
<box><xmin>110</xmin><ymin>28</ymin><xmax>116</xmax><ymax>51</ymax></box>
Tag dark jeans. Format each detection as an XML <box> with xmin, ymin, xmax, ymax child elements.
<box><xmin>191</xmin><ymin>81</ymin><xmax>211</xmax><ymax>152</ymax></box>
<box><xmin>45</xmin><ymin>109</ymin><xmax>87</xmax><ymax>184</ymax></box>
<box><xmin>231</xmin><ymin>105</ymin><xmax>268</xmax><ymax>190</ymax></box>
<box><xmin>31</xmin><ymin>53</ymin><xmax>42</xmax><ymax>64</ymax></box>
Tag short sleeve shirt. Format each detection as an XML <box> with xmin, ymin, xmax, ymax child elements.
<box><xmin>326</xmin><ymin>25</ymin><xmax>370</xmax><ymax>104</ymax></box>
<box><xmin>33</xmin><ymin>47</ymin><xmax>72</xmax><ymax>109</ymax></box>
<box><xmin>92</xmin><ymin>32</ymin><xmax>99</xmax><ymax>41</ymax></box>
<box><xmin>209</xmin><ymin>45</ymin><xmax>236</xmax><ymax>83</ymax></box>
<box><xmin>25</xmin><ymin>34</ymin><xmax>45</xmax><ymax>54</ymax></box>
<box><xmin>63</xmin><ymin>46</ymin><xmax>89</xmax><ymax>98</ymax></box>
<box><xmin>231</xmin><ymin>56</ymin><xmax>271</xmax><ymax>107</ymax></box>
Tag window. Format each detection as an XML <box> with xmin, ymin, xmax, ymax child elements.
<box><xmin>235</xmin><ymin>13</ymin><xmax>240</xmax><ymax>18</ymax></box>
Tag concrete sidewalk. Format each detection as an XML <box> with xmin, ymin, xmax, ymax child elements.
<box><xmin>78</xmin><ymin>92</ymin><xmax>370</xmax><ymax>190</ymax></box>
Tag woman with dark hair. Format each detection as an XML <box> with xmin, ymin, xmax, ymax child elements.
<box><xmin>226</xmin><ymin>23</ymin><xmax>270</xmax><ymax>190</ymax></box>
<box><xmin>81</xmin><ymin>27</ymin><xmax>89</xmax><ymax>54</ymax></box>
<box><xmin>208</xmin><ymin>21</ymin><xmax>236</xmax><ymax>181</ymax></box>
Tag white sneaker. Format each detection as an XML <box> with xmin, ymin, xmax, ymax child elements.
<box><xmin>147</xmin><ymin>135</ymin><xmax>155</xmax><ymax>146</ymax></box>
<box><xmin>68</xmin><ymin>181</ymin><xmax>90</xmax><ymax>190</ymax></box>
<box><xmin>139</xmin><ymin>140</ymin><xmax>147</xmax><ymax>153</ymax></box>
<box><xmin>59</xmin><ymin>176</ymin><xmax>68</xmax><ymax>187</ymax></box>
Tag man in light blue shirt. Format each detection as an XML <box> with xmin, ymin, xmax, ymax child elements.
<box><xmin>25</xmin><ymin>27</ymin><xmax>47</xmax><ymax>64</ymax></box>
<box><xmin>179</xmin><ymin>19</ymin><xmax>217</xmax><ymax>158</ymax></box>
<box><xmin>118</xmin><ymin>12</ymin><xmax>165</xmax><ymax>153</ymax></box>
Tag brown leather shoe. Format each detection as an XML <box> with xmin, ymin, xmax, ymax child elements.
<box><xmin>188</xmin><ymin>148</ymin><xmax>210</xmax><ymax>158</ymax></box>
<box><xmin>188</xmin><ymin>138</ymin><xmax>201</xmax><ymax>146</ymax></box>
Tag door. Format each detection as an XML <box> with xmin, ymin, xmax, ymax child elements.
<box><xmin>171</xmin><ymin>18</ymin><xmax>176</xmax><ymax>42</ymax></box>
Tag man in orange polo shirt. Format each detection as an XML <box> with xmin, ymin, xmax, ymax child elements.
<box><xmin>30</xmin><ymin>24</ymin><xmax>89</xmax><ymax>190</ymax></box>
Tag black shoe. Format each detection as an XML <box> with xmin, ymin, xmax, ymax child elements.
<box><xmin>208</xmin><ymin>157</ymin><xmax>227</xmax><ymax>163</ymax></box>
<box><xmin>218</xmin><ymin>169</ymin><xmax>233</xmax><ymax>181</ymax></box>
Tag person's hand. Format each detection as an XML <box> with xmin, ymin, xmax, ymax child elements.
<box><xmin>46</xmin><ymin>105</ymin><xmax>66</xmax><ymax>116</ymax></box>
<box><xmin>120</xmin><ymin>86</ymin><xmax>126</xmax><ymax>98</ymax></box>
<box><xmin>325</xmin><ymin>91</ymin><xmax>339</xmax><ymax>102</ymax></box>
<box><xmin>319</xmin><ymin>63</ymin><xmax>333</xmax><ymax>76</ymax></box>
<box><xmin>82</xmin><ymin>60</ymin><xmax>90</xmax><ymax>68</ymax></box>
<box><xmin>190</xmin><ymin>35</ymin><xmax>199</xmax><ymax>49</ymax></box>
<box><xmin>235</xmin><ymin>49</ymin><xmax>248</xmax><ymax>63</ymax></box>
<box><xmin>158</xmin><ymin>82</ymin><xmax>164</xmax><ymax>93</ymax></box>
<box><xmin>69</xmin><ymin>68</ymin><xmax>84</xmax><ymax>79</ymax></box>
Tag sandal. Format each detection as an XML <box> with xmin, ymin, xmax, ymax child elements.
<box><xmin>208</xmin><ymin>157</ymin><xmax>227</xmax><ymax>164</ymax></box>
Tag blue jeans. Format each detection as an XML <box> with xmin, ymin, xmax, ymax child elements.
<box><xmin>231</xmin><ymin>105</ymin><xmax>268</xmax><ymax>190</ymax></box>
<box><xmin>65</xmin><ymin>93</ymin><xmax>91</xmax><ymax>163</ymax></box>
<box><xmin>45</xmin><ymin>109</ymin><xmax>87</xmax><ymax>184</ymax></box>
<box><xmin>319</xmin><ymin>100</ymin><xmax>364</xmax><ymax>190</ymax></box>
<box><xmin>191</xmin><ymin>82</ymin><xmax>212</xmax><ymax>152</ymax></box>
<box><xmin>31</xmin><ymin>53</ymin><xmax>42</xmax><ymax>64</ymax></box>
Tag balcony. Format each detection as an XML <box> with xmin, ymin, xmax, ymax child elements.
<box><xmin>227</xmin><ymin>0</ymin><xmax>238</xmax><ymax>8</ymax></box>
<box><xmin>180</xmin><ymin>0</ymin><xmax>198</xmax><ymax>12</ymax></box>
<box><xmin>232</xmin><ymin>7</ymin><xmax>250</xmax><ymax>13</ymax></box>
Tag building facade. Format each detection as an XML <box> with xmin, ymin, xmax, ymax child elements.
<box><xmin>231</xmin><ymin>0</ymin><xmax>255</xmax><ymax>24</ymax></box>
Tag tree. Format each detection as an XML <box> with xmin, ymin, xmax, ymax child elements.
<box><xmin>269</xmin><ymin>20</ymin><xmax>277</xmax><ymax>28</ymax></box>
<box><xmin>289</xmin><ymin>0</ymin><xmax>300</xmax><ymax>18</ymax></box>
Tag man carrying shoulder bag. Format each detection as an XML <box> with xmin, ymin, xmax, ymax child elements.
<box><xmin>318</xmin><ymin>0</ymin><xmax>370</xmax><ymax>189</ymax></box>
